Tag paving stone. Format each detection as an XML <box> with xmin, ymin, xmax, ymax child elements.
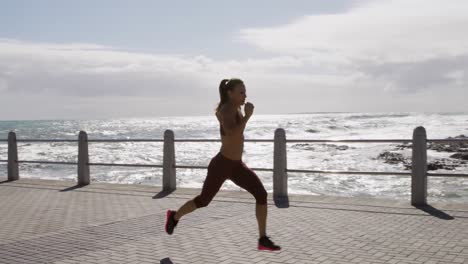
<box><xmin>0</xmin><ymin>179</ymin><xmax>467</xmax><ymax>264</ymax></box>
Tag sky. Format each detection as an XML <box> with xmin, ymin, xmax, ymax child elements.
<box><xmin>0</xmin><ymin>0</ymin><xmax>467</xmax><ymax>120</ymax></box>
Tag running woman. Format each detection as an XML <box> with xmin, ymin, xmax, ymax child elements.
<box><xmin>165</xmin><ymin>78</ymin><xmax>281</xmax><ymax>251</ymax></box>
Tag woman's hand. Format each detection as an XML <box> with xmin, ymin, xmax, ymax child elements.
<box><xmin>244</xmin><ymin>102</ymin><xmax>254</xmax><ymax>118</ymax></box>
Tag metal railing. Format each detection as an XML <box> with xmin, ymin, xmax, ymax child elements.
<box><xmin>2</xmin><ymin>127</ymin><xmax>468</xmax><ymax>206</ymax></box>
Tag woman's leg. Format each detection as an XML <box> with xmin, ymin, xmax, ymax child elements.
<box><xmin>229</xmin><ymin>162</ymin><xmax>268</xmax><ymax>238</ymax></box>
<box><xmin>174</xmin><ymin>156</ymin><xmax>229</xmax><ymax>221</ymax></box>
<box><xmin>174</xmin><ymin>199</ymin><xmax>197</xmax><ymax>221</ymax></box>
<box><xmin>256</xmin><ymin>204</ymin><xmax>267</xmax><ymax>238</ymax></box>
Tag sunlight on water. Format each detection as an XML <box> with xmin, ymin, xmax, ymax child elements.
<box><xmin>1</xmin><ymin>112</ymin><xmax>467</xmax><ymax>203</ymax></box>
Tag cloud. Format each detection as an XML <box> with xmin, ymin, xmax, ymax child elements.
<box><xmin>355</xmin><ymin>55</ymin><xmax>468</xmax><ymax>93</ymax></box>
<box><xmin>238</xmin><ymin>0</ymin><xmax>468</xmax><ymax>62</ymax></box>
<box><xmin>0</xmin><ymin>39</ymin><xmax>216</xmax><ymax>97</ymax></box>
<box><xmin>0</xmin><ymin>39</ymin><xmax>328</xmax><ymax>96</ymax></box>
<box><xmin>237</xmin><ymin>0</ymin><xmax>468</xmax><ymax>95</ymax></box>
<box><xmin>0</xmin><ymin>39</ymin><xmax>354</xmax><ymax>99</ymax></box>
<box><xmin>1</xmin><ymin>39</ymin><xmax>348</xmax><ymax>119</ymax></box>
<box><xmin>1</xmin><ymin>0</ymin><xmax>468</xmax><ymax>121</ymax></box>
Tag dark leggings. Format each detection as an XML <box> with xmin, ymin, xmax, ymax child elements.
<box><xmin>193</xmin><ymin>152</ymin><xmax>268</xmax><ymax>208</ymax></box>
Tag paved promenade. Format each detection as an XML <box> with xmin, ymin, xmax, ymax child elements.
<box><xmin>0</xmin><ymin>178</ymin><xmax>467</xmax><ymax>264</ymax></box>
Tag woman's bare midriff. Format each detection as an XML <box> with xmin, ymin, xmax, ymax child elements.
<box><xmin>219</xmin><ymin>134</ymin><xmax>244</xmax><ymax>161</ymax></box>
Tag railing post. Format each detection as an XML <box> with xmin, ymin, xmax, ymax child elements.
<box><xmin>412</xmin><ymin>126</ymin><xmax>427</xmax><ymax>206</ymax></box>
<box><xmin>273</xmin><ymin>128</ymin><xmax>288</xmax><ymax>198</ymax></box>
<box><xmin>8</xmin><ymin>131</ymin><xmax>19</xmax><ymax>181</ymax></box>
<box><xmin>78</xmin><ymin>131</ymin><xmax>90</xmax><ymax>185</ymax></box>
<box><xmin>163</xmin><ymin>130</ymin><xmax>176</xmax><ymax>191</ymax></box>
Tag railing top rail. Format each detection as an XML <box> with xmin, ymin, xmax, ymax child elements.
<box><xmin>287</xmin><ymin>169</ymin><xmax>411</xmax><ymax>176</ymax></box>
<box><xmin>286</xmin><ymin>139</ymin><xmax>412</xmax><ymax>143</ymax></box>
<box><xmin>88</xmin><ymin>139</ymin><xmax>165</xmax><ymax>142</ymax></box>
<box><xmin>428</xmin><ymin>173</ymin><xmax>468</xmax><ymax>178</ymax></box>
<box><xmin>6</xmin><ymin>139</ymin><xmax>78</xmax><ymax>142</ymax></box>
<box><xmin>1</xmin><ymin>137</ymin><xmax>467</xmax><ymax>144</ymax></box>
<box><xmin>175</xmin><ymin>139</ymin><xmax>274</xmax><ymax>142</ymax></box>
<box><xmin>0</xmin><ymin>139</ymin><xmax>166</xmax><ymax>142</ymax></box>
<box><xmin>427</xmin><ymin>139</ymin><xmax>468</xmax><ymax>143</ymax></box>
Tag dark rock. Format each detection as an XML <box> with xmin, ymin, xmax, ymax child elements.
<box><xmin>429</xmin><ymin>143</ymin><xmax>459</xmax><ymax>152</ymax></box>
<box><xmin>379</xmin><ymin>151</ymin><xmax>463</xmax><ymax>171</ymax></box>
<box><xmin>394</xmin><ymin>135</ymin><xmax>468</xmax><ymax>152</ymax></box>
<box><xmin>405</xmin><ymin>159</ymin><xmax>460</xmax><ymax>171</ymax></box>
<box><xmin>336</xmin><ymin>145</ymin><xmax>349</xmax><ymax>151</ymax></box>
<box><xmin>293</xmin><ymin>143</ymin><xmax>350</xmax><ymax>151</ymax></box>
<box><xmin>292</xmin><ymin>143</ymin><xmax>315</xmax><ymax>151</ymax></box>
<box><xmin>378</xmin><ymin>152</ymin><xmax>407</xmax><ymax>164</ymax></box>
<box><xmin>305</xmin><ymin>129</ymin><xmax>319</xmax><ymax>133</ymax></box>
<box><xmin>428</xmin><ymin>135</ymin><xmax>468</xmax><ymax>152</ymax></box>
<box><xmin>427</xmin><ymin>162</ymin><xmax>455</xmax><ymax>171</ymax></box>
<box><xmin>325</xmin><ymin>144</ymin><xmax>350</xmax><ymax>151</ymax></box>
<box><xmin>395</xmin><ymin>143</ymin><xmax>412</xmax><ymax>150</ymax></box>
<box><xmin>450</xmin><ymin>152</ymin><xmax>468</xmax><ymax>160</ymax></box>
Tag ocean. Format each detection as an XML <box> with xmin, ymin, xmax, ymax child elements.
<box><xmin>1</xmin><ymin>112</ymin><xmax>467</xmax><ymax>203</ymax></box>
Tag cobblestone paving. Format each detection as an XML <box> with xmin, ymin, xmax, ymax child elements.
<box><xmin>1</xmin><ymin>179</ymin><xmax>467</xmax><ymax>264</ymax></box>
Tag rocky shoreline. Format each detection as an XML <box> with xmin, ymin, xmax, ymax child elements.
<box><xmin>293</xmin><ymin>134</ymin><xmax>468</xmax><ymax>171</ymax></box>
<box><xmin>380</xmin><ymin>135</ymin><xmax>468</xmax><ymax>171</ymax></box>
